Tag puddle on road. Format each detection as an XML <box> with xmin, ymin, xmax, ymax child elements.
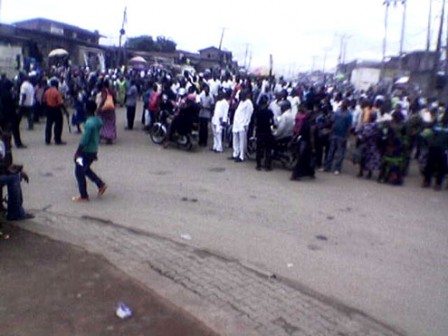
<box><xmin>41</xmin><ymin>172</ymin><xmax>54</xmax><ymax>177</ymax></box>
<box><xmin>315</xmin><ymin>235</ymin><xmax>328</xmax><ymax>241</ymax></box>
<box><xmin>326</xmin><ymin>215</ymin><xmax>334</xmax><ymax>220</ymax></box>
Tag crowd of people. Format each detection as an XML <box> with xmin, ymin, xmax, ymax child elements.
<box><xmin>134</xmin><ymin>70</ymin><xmax>447</xmax><ymax>190</ymax></box>
<box><xmin>0</xmin><ymin>65</ymin><xmax>447</xmax><ymax>223</ymax></box>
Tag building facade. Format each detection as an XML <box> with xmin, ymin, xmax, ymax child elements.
<box><xmin>0</xmin><ymin>18</ymin><xmax>106</xmax><ymax>74</ymax></box>
<box><xmin>0</xmin><ymin>18</ymin><xmax>240</xmax><ymax>78</ymax></box>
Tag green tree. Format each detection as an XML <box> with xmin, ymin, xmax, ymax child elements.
<box><xmin>125</xmin><ymin>35</ymin><xmax>177</xmax><ymax>52</ymax></box>
<box><xmin>155</xmin><ymin>36</ymin><xmax>177</xmax><ymax>52</ymax></box>
<box><xmin>125</xmin><ymin>35</ymin><xmax>155</xmax><ymax>51</ymax></box>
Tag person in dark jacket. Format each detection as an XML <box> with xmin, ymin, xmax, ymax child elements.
<box><xmin>0</xmin><ymin>80</ymin><xmax>26</xmax><ymax>148</ymax></box>
<box><xmin>254</xmin><ymin>95</ymin><xmax>275</xmax><ymax>171</ymax></box>
<box><xmin>421</xmin><ymin>111</ymin><xmax>448</xmax><ymax>190</ymax></box>
<box><xmin>291</xmin><ymin>106</ymin><xmax>316</xmax><ymax>180</ymax></box>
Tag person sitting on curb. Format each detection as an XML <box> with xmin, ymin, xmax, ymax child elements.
<box><xmin>72</xmin><ymin>101</ymin><xmax>107</xmax><ymax>202</ymax></box>
<box><xmin>0</xmin><ymin>127</ymin><xmax>34</xmax><ymax>221</ymax></box>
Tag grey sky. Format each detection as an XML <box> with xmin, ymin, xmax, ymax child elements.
<box><xmin>1</xmin><ymin>0</ymin><xmax>437</xmax><ymax>75</ymax></box>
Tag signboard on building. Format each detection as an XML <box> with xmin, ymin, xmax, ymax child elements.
<box><xmin>0</xmin><ymin>44</ymin><xmax>22</xmax><ymax>77</ymax></box>
<box><xmin>351</xmin><ymin>67</ymin><xmax>381</xmax><ymax>91</ymax></box>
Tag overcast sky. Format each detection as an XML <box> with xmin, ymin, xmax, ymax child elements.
<box><xmin>1</xmin><ymin>0</ymin><xmax>438</xmax><ymax>75</ymax></box>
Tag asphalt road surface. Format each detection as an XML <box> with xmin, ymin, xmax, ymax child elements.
<box><xmin>13</xmin><ymin>104</ymin><xmax>448</xmax><ymax>336</ymax></box>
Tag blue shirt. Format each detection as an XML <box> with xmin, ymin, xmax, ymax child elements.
<box><xmin>126</xmin><ymin>85</ymin><xmax>139</xmax><ymax>107</ymax></box>
<box><xmin>332</xmin><ymin>110</ymin><xmax>352</xmax><ymax>138</ymax></box>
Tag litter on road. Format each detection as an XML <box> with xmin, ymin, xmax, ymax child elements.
<box><xmin>116</xmin><ymin>302</ymin><xmax>133</xmax><ymax>319</ymax></box>
<box><xmin>180</xmin><ymin>234</ymin><xmax>192</xmax><ymax>241</ymax></box>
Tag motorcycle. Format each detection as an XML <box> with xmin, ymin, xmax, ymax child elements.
<box><xmin>246</xmin><ymin>135</ymin><xmax>301</xmax><ymax>170</ymax></box>
<box><xmin>149</xmin><ymin>109</ymin><xmax>198</xmax><ymax>151</ymax></box>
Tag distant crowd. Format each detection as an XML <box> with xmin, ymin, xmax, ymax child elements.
<box><xmin>1</xmin><ymin>65</ymin><xmax>448</xmax><ymax>193</ymax></box>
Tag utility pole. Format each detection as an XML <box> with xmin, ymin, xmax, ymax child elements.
<box><xmin>435</xmin><ymin>0</ymin><xmax>445</xmax><ymax>64</ymax></box>
<box><xmin>118</xmin><ymin>6</ymin><xmax>127</xmax><ymax>67</ymax></box>
<box><xmin>398</xmin><ymin>0</ymin><xmax>407</xmax><ymax>73</ymax></box>
<box><xmin>338</xmin><ymin>35</ymin><xmax>345</xmax><ymax>66</ymax></box>
<box><xmin>427</xmin><ymin>0</ymin><xmax>434</xmax><ymax>51</ymax></box>
<box><xmin>382</xmin><ymin>1</ymin><xmax>391</xmax><ymax>77</ymax></box>
<box><xmin>322</xmin><ymin>47</ymin><xmax>331</xmax><ymax>73</ymax></box>
<box><xmin>338</xmin><ymin>35</ymin><xmax>351</xmax><ymax>66</ymax></box>
<box><xmin>445</xmin><ymin>0</ymin><xmax>448</xmax><ymax>74</ymax></box>
<box><xmin>218</xmin><ymin>27</ymin><xmax>227</xmax><ymax>51</ymax></box>
<box><xmin>248</xmin><ymin>51</ymin><xmax>253</xmax><ymax>71</ymax></box>
<box><xmin>432</xmin><ymin>0</ymin><xmax>445</xmax><ymax>89</ymax></box>
<box><xmin>244</xmin><ymin>43</ymin><xmax>249</xmax><ymax>69</ymax></box>
<box><xmin>337</xmin><ymin>34</ymin><xmax>351</xmax><ymax>76</ymax></box>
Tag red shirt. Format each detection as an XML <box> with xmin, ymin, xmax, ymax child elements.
<box><xmin>44</xmin><ymin>87</ymin><xmax>63</xmax><ymax>108</ymax></box>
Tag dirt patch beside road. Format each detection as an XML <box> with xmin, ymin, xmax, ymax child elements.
<box><xmin>0</xmin><ymin>223</ymin><xmax>217</xmax><ymax>336</ymax></box>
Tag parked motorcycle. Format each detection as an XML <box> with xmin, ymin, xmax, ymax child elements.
<box><xmin>246</xmin><ymin>135</ymin><xmax>300</xmax><ymax>169</ymax></box>
<box><xmin>149</xmin><ymin>109</ymin><xmax>198</xmax><ymax>151</ymax></box>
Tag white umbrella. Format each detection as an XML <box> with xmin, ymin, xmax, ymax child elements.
<box><xmin>180</xmin><ymin>65</ymin><xmax>196</xmax><ymax>75</ymax></box>
<box><xmin>395</xmin><ymin>76</ymin><xmax>409</xmax><ymax>85</ymax></box>
<box><xmin>129</xmin><ymin>56</ymin><xmax>147</xmax><ymax>64</ymax></box>
<box><xmin>48</xmin><ymin>48</ymin><xmax>69</xmax><ymax>57</ymax></box>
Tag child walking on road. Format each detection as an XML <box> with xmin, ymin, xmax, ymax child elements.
<box><xmin>73</xmin><ymin>101</ymin><xmax>107</xmax><ymax>202</ymax></box>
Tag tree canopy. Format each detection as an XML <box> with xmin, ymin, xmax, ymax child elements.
<box><xmin>125</xmin><ymin>35</ymin><xmax>177</xmax><ymax>52</ymax></box>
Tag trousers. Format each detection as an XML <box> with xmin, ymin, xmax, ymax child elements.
<box><xmin>232</xmin><ymin>129</ymin><xmax>247</xmax><ymax>160</ymax></box>
<box><xmin>74</xmin><ymin>152</ymin><xmax>105</xmax><ymax>199</ymax></box>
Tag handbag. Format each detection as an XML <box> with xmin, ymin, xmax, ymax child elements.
<box><xmin>102</xmin><ymin>93</ymin><xmax>115</xmax><ymax>111</ymax></box>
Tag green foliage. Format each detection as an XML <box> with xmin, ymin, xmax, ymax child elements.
<box><xmin>125</xmin><ymin>35</ymin><xmax>177</xmax><ymax>52</ymax></box>
<box><xmin>155</xmin><ymin>36</ymin><xmax>176</xmax><ymax>52</ymax></box>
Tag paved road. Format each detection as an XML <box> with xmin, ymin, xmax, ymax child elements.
<box><xmin>13</xmin><ymin>104</ymin><xmax>448</xmax><ymax>336</ymax></box>
<box><xmin>0</xmin><ymin>225</ymin><xmax>217</xmax><ymax>336</ymax></box>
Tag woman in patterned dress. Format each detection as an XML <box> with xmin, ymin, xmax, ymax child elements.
<box><xmin>358</xmin><ymin>113</ymin><xmax>381</xmax><ymax>179</ymax></box>
<box><xmin>96</xmin><ymin>80</ymin><xmax>117</xmax><ymax>144</ymax></box>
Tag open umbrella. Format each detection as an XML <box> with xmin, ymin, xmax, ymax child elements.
<box><xmin>132</xmin><ymin>63</ymin><xmax>146</xmax><ymax>70</ymax></box>
<box><xmin>129</xmin><ymin>56</ymin><xmax>147</xmax><ymax>64</ymax></box>
<box><xmin>395</xmin><ymin>76</ymin><xmax>409</xmax><ymax>85</ymax></box>
<box><xmin>48</xmin><ymin>48</ymin><xmax>69</xmax><ymax>57</ymax></box>
<box><xmin>181</xmin><ymin>65</ymin><xmax>196</xmax><ymax>75</ymax></box>
<box><xmin>250</xmin><ymin>66</ymin><xmax>269</xmax><ymax>76</ymax></box>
